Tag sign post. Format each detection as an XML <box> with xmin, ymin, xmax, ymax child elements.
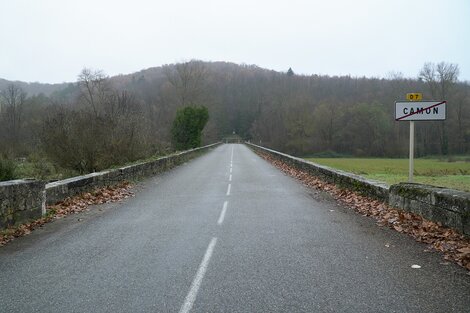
<box><xmin>395</xmin><ymin>95</ymin><xmax>446</xmax><ymax>183</ymax></box>
<box><xmin>409</xmin><ymin>121</ymin><xmax>414</xmax><ymax>182</ymax></box>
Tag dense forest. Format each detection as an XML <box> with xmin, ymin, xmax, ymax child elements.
<box><xmin>0</xmin><ymin>60</ymin><xmax>469</xmax><ymax>180</ymax></box>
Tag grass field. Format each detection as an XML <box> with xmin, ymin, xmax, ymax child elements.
<box><xmin>305</xmin><ymin>158</ymin><xmax>470</xmax><ymax>192</ymax></box>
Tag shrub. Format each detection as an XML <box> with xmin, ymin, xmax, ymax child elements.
<box><xmin>0</xmin><ymin>157</ymin><xmax>16</xmax><ymax>181</ymax></box>
<box><xmin>171</xmin><ymin>106</ymin><xmax>209</xmax><ymax>150</ymax></box>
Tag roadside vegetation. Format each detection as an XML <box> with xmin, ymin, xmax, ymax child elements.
<box><xmin>1</xmin><ymin>60</ymin><xmax>469</xmax><ymax>183</ymax></box>
<box><xmin>0</xmin><ymin>157</ymin><xmax>16</xmax><ymax>181</ymax></box>
<box><xmin>306</xmin><ymin>157</ymin><xmax>470</xmax><ymax>192</ymax></box>
<box><xmin>172</xmin><ymin>106</ymin><xmax>209</xmax><ymax>150</ymax></box>
<box><xmin>0</xmin><ymin>63</ymin><xmax>213</xmax><ymax>181</ymax></box>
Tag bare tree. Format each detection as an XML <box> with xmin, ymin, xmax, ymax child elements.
<box><xmin>419</xmin><ymin>62</ymin><xmax>460</xmax><ymax>155</ymax></box>
<box><xmin>0</xmin><ymin>84</ymin><xmax>27</xmax><ymax>145</ymax></box>
<box><xmin>77</xmin><ymin>68</ymin><xmax>109</xmax><ymax>117</ymax></box>
<box><xmin>419</xmin><ymin>63</ymin><xmax>438</xmax><ymax>98</ymax></box>
<box><xmin>419</xmin><ymin>62</ymin><xmax>459</xmax><ymax>99</ymax></box>
<box><xmin>164</xmin><ymin>60</ymin><xmax>208</xmax><ymax>106</ymax></box>
<box><xmin>436</xmin><ymin>62</ymin><xmax>460</xmax><ymax>99</ymax></box>
<box><xmin>313</xmin><ymin>102</ymin><xmax>342</xmax><ymax>150</ymax></box>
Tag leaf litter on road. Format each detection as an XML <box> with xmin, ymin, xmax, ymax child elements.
<box><xmin>0</xmin><ymin>182</ymin><xmax>134</xmax><ymax>247</ymax></box>
<box><xmin>257</xmin><ymin>151</ymin><xmax>470</xmax><ymax>271</ymax></box>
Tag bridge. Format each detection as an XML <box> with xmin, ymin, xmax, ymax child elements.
<box><xmin>0</xmin><ymin>144</ymin><xmax>469</xmax><ymax>312</ymax></box>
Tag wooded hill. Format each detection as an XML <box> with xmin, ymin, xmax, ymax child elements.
<box><xmin>1</xmin><ymin>60</ymin><xmax>469</xmax><ymax>177</ymax></box>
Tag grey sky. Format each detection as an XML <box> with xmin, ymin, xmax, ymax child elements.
<box><xmin>1</xmin><ymin>0</ymin><xmax>469</xmax><ymax>83</ymax></box>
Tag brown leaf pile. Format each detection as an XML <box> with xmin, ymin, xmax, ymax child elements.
<box><xmin>48</xmin><ymin>182</ymin><xmax>134</xmax><ymax>218</ymax></box>
<box><xmin>258</xmin><ymin>152</ymin><xmax>470</xmax><ymax>271</ymax></box>
<box><xmin>0</xmin><ymin>182</ymin><xmax>134</xmax><ymax>246</ymax></box>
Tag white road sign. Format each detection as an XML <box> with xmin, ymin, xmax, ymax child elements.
<box><xmin>395</xmin><ymin>101</ymin><xmax>446</xmax><ymax>121</ymax></box>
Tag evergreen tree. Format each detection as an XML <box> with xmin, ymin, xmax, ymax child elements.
<box><xmin>171</xmin><ymin>106</ymin><xmax>209</xmax><ymax>150</ymax></box>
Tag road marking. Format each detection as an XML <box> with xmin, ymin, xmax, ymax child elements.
<box><xmin>217</xmin><ymin>201</ymin><xmax>228</xmax><ymax>225</ymax></box>
<box><xmin>230</xmin><ymin>146</ymin><xmax>234</xmax><ymax>163</ymax></box>
<box><xmin>230</xmin><ymin>167</ymin><xmax>232</xmax><ymax>173</ymax></box>
<box><xmin>229</xmin><ymin>174</ymin><xmax>232</xmax><ymax>181</ymax></box>
<box><xmin>179</xmin><ymin>237</ymin><xmax>218</xmax><ymax>313</ymax></box>
<box><xmin>226</xmin><ymin>184</ymin><xmax>231</xmax><ymax>196</ymax></box>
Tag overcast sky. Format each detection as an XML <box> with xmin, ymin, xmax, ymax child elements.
<box><xmin>1</xmin><ymin>0</ymin><xmax>469</xmax><ymax>83</ymax></box>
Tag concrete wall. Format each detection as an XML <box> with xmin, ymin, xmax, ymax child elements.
<box><xmin>247</xmin><ymin>143</ymin><xmax>470</xmax><ymax>236</ymax></box>
<box><xmin>0</xmin><ymin>179</ymin><xmax>45</xmax><ymax>229</ymax></box>
<box><xmin>0</xmin><ymin>143</ymin><xmax>220</xmax><ymax>229</ymax></box>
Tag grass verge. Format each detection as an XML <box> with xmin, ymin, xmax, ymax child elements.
<box><xmin>306</xmin><ymin>158</ymin><xmax>470</xmax><ymax>192</ymax></box>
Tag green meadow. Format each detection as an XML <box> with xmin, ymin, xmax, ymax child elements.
<box><xmin>305</xmin><ymin>158</ymin><xmax>470</xmax><ymax>192</ymax></box>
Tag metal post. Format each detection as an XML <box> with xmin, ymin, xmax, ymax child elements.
<box><xmin>409</xmin><ymin>121</ymin><xmax>414</xmax><ymax>183</ymax></box>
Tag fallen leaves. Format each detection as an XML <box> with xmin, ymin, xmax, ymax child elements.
<box><xmin>48</xmin><ymin>182</ymin><xmax>134</xmax><ymax>218</ymax></box>
<box><xmin>0</xmin><ymin>182</ymin><xmax>134</xmax><ymax>247</ymax></box>
<box><xmin>258</xmin><ymin>151</ymin><xmax>470</xmax><ymax>271</ymax></box>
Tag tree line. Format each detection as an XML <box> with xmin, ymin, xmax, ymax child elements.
<box><xmin>0</xmin><ymin>60</ymin><xmax>469</xmax><ymax>180</ymax></box>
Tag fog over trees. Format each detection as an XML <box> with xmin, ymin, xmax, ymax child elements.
<box><xmin>0</xmin><ymin>60</ymin><xmax>469</xmax><ymax>178</ymax></box>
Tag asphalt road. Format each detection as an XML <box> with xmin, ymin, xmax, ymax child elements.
<box><xmin>0</xmin><ymin>144</ymin><xmax>469</xmax><ymax>313</ymax></box>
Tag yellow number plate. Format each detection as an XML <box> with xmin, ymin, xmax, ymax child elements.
<box><xmin>406</xmin><ymin>93</ymin><xmax>423</xmax><ymax>101</ymax></box>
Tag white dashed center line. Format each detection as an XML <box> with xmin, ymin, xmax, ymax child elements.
<box><xmin>217</xmin><ymin>201</ymin><xmax>228</xmax><ymax>225</ymax></box>
<box><xmin>179</xmin><ymin>237</ymin><xmax>218</xmax><ymax>313</ymax></box>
